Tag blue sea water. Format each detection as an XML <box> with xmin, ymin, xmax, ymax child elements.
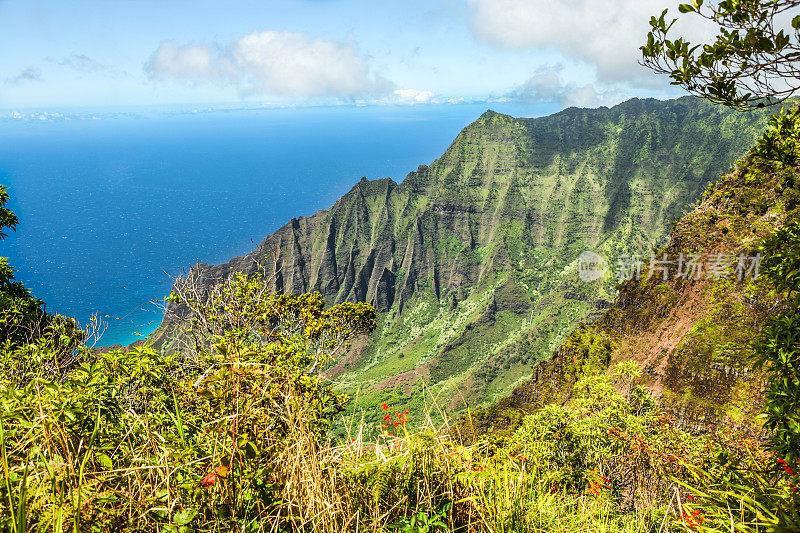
<box><xmin>0</xmin><ymin>102</ymin><xmax>557</xmax><ymax>346</ymax></box>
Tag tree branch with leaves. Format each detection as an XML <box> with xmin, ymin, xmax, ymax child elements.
<box><xmin>641</xmin><ymin>0</ymin><xmax>800</xmax><ymax>109</ymax></box>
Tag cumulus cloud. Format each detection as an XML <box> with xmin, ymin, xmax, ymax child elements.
<box><xmin>393</xmin><ymin>88</ymin><xmax>435</xmax><ymax>104</ymax></box>
<box><xmin>145</xmin><ymin>31</ymin><xmax>395</xmax><ymax>98</ymax></box>
<box><xmin>5</xmin><ymin>67</ymin><xmax>41</xmax><ymax>85</ymax></box>
<box><xmin>509</xmin><ymin>66</ymin><xmax>624</xmax><ymax>108</ymax></box>
<box><xmin>468</xmin><ymin>0</ymin><xmax>711</xmax><ymax>84</ymax></box>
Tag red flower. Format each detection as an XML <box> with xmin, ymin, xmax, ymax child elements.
<box><xmin>586</xmin><ymin>470</ymin><xmax>610</xmax><ymax>496</ymax></box>
<box><xmin>778</xmin><ymin>458</ymin><xmax>797</xmax><ymax>475</ymax></box>
<box><xmin>681</xmin><ymin>509</ymin><xmax>704</xmax><ymax>529</ymax></box>
<box><xmin>201</xmin><ymin>472</ymin><xmax>218</xmax><ymax>488</ymax></box>
<box><xmin>381</xmin><ymin>402</ymin><xmax>389</xmax><ymax>411</ymax></box>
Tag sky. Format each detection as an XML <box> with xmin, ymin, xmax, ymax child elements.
<box><xmin>0</xmin><ymin>0</ymin><xmax>704</xmax><ymax>110</ymax></box>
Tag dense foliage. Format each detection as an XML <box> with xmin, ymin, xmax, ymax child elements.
<box><xmin>0</xmin><ymin>269</ymin><xmax>376</xmax><ymax>532</ymax></box>
<box><xmin>7</xmin><ymin>313</ymin><xmax>795</xmax><ymax>533</ymax></box>
<box><xmin>751</xmin><ymin>109</ymin><xmax>800</xmax><ymax>465</ymax></box>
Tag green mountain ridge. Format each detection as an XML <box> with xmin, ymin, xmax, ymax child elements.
<box><xmin>154</xmin><ymin>96</ymin><xmax>777</xmax><ymax>419</ymax></box>
<box><xmin>471</xmin><ymin>105</ymin><xmax>800</xmax><ymax>438</ymax></box>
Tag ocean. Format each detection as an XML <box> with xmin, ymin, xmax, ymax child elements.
<box><xmin>0</xmin><ymin>101</ymin><xmax>557</xmax><ymax>346</ymax></box>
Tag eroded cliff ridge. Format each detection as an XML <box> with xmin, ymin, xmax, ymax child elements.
<box><xmin>155</xmin><ymin>97</ymin><xmax>777</xmax><ymax>417</ymax></box>
<box><xmin>471</xmin><ymin>107</ymin><xmax>800</xmax><ymax>437</ymax></box>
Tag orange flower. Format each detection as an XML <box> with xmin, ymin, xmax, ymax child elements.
<box><xmin>381</xmin><ymin>402</ymin><xmax>389</xmax><ymax>411</ymax></box>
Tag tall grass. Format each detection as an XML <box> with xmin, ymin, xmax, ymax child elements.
<box><xmin>1</xmin><ymin>270</ymin><xmax>797</xmax><ymax>532</ymax></box>
<box><xmin>1</xmin><ymin>353</ymin><xmax>797</xmax><ymax>532</ymax></box>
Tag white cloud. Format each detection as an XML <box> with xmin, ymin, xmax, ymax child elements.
<box><xmin>468</xmin><ymin>0</ymin><xmax>710</xmax><ymax>84</ymax></box>
<box><xmin>145</xmin><ymin>42</ymin><xmax>231</xmax><ymax>84</ymax></box>
<box><xmin>510</xmin><ymin>66</ymin><xmax>625</xmax><ymax>108</ymax></box>
<box><xmin>393</xmin><ymin>88</ymin><xmax>435</xmax><ymax>104</ymax></box>
<box><xmin>145</xmin><ymin>31</ymin><xmax>394</xmax><ymax>98</ymax></box>
<box><xmin>5</xmin><ymin>67</ymin><xmax>41</xmax><ymax>85</ymax></box>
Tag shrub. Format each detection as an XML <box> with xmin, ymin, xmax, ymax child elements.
<box><xmin>0</xmin><ymin>271</ymin><xmax>376</xmax><ymax>532</ymax></box>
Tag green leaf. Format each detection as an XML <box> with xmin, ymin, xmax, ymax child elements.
<box><xmin>95</xmin><ymin>452</ymin><xmax>113</xmax><ymax>470</ymax></box>
<box><xmin>173</xmin><ymin>508</ymin><xmax>197</xmax><ymax>526</ymax></box>
<box><xmin>678</xmin><ymin>3</ymin><xmax>696</xmax><ymax>13</ymax></box>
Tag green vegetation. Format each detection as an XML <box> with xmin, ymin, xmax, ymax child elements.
<box><xmin>641</xmin><ymin>0</ymin><xmax>800</xmax><ymax>108</ymax></box>
<box><xmin>3</xmin><ymin>291</ymin><xmax>799</xmax><ymax>532</ymax></box>
<box><xmin>469</xmin><ymin>102</ymin><xmax>800</xmax><ymax>531</ymax></box>
<box><xmin>751</xmin><ymin>113</ymin><xmax>800</xmax><ymax>464</ymax></box>
<box><xmin>0</xmin><ymin>267</ymin><xmax>377</xmax><ymax>531</ymax></box>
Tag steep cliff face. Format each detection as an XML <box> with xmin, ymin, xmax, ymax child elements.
<box><xmin>155</xmin><ymin>97</ymin><xmax>777</xmax><ymax>416</ymax></box>
<box><xmin>471</xmin><ymin>110</ymin><xmax>800</xmax><ymax>436</ymax></box>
